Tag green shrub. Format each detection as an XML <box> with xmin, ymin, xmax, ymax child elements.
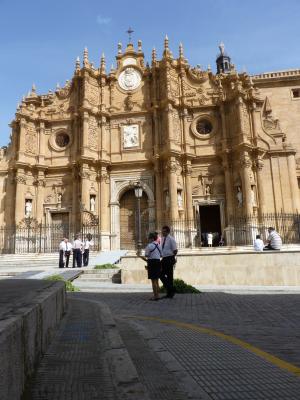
<box><xmin>94</xmin><ymin>263</ymin><xmax>118</xmax><ymax>269</ymax></box>
<box><xmin>160</xmin><ymin>278</ymin><xmax>201</xmax><ymax>294</ymax></box>
<box><xmin>44</xmin><ymin>274</ymin><xmax>80</xmax><ymax>292</ymax></box>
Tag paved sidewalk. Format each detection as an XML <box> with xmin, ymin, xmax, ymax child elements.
<box><xmin>69</xmin><ymin>291</ymin><xmax>300</xmax><ymax>400</ymax></box>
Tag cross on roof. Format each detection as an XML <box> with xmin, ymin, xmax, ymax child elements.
<box><xmin>126</xmin><ymin>27</ymin><xmax>134</xmax><ymax>43</ymax></box>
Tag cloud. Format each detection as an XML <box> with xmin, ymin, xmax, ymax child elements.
<box><xmin>96</xmin><ymin>15</ymin><xmax>112</xmax><ymax>25</ymax></box>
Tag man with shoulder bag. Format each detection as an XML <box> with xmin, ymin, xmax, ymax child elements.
<box><xmin>160</xmin><ymin>225</ymin><xmax>178</xmax><ymax>299</ymax></box>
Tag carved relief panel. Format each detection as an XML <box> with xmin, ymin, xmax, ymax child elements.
<box><xmin>25</xmin><ymin>121</ymin><xmax>37</xmax><ymax>155</ymax></box>
<box><xmin>88</xmin><ymin>116</ymin><xmax>98</xmax><ymax>151</ymax></box>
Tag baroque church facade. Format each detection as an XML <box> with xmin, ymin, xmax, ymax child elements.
<box><xmin>0</xmin><ymin>37</ymin><xmax>300</xmax><ymax>250</ymax></box>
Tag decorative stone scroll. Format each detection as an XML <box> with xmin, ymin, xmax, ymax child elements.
<box><xmin>88</xmin><ymin>116</ymin><xmax>98</xmax><ymax>151</ymax></box>
<box><xmin>25</xmin><ymin>122</ymin><xmax>37</xmax><ymax>155</ymax></box>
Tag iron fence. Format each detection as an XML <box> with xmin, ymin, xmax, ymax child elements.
<box><xmin>0</xmin><ymin>213</ymin><xmax>299</xmax><ymax>253</ymax></box>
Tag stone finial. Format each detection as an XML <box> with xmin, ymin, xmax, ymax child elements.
<box><xmin>179</xmin><ymin>42</ymin><xmax>184</xmax><ymax>58</ymax></box>
<box><xmin>138</xmin><ymin>39</ymin><xmax>142</xmax><ymax>52</ymax></box>
<box><xmin>219</xmin><ymin>42</ymin><xmax>225</xmax><ymax>55</ymax></box>
<box><xmin>100</xmin><ymin>53</ymin><xmax>106</xmax><ymax>73</ymax></box>
<box><xmin>118</xmin><ymin>42</ymin><xmax>122</xmax><ymax>54</ymax></box>
<box><xmin>56</xmin><ymin>82</ymin><xmax>60</xmax><ymax>90</ymax></box>
<box><xmin>22</xmin><ymin>95</ymin><xmax>25</xmax><ymax>102</ymax></box>
<box><xmin>75</xmin><ymin>56</ymin><xmax>81</xmax><ymax>71</ymax></box>
<box><xmin>83</xmin><ymin>47</ymin><xmax>89</xmax><ymax>67</ymax></box>
<box><xmin>164</xmin><ymin>34</ymin><xmax>169</xmax><ymax>50</ymax></box>
<box><xmin>32</xmin><ymin>83</ymin><xmax>36</xmax><ymax>94</ymax></box>
<box><xmin>110</xmin><ymin>63</ymin><xmax>115</xmax><ymax>73</ymax></box>
<box><xmin>152</xmin><ymin>47</ymin><xmax>157</xmax><ymax>63</ymax></box>
<box><xmin>207</xmin><ymin>64</ymin><xmax>212</xmax><ymax>72</ymax></box>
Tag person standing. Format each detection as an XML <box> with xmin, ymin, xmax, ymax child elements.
<box><xmin>64</xmin><ymin>238</ymin><xmax>73</xmax><ymax>268</ymax></box>
<box><xmin>58</xmin><ymin>238</ymin><xmax>66</xmax><ymax>268</ymax></box>
<box><xmin>72</xmin><ymin>235</ymin><xmax>83</xmax><ymax>268</ymax></box>
<box><xmin>264</xmin><ymin>227</ymin><xmax>282</xmax><ymax>251</ymax></box>
<box><xmin>144</xmin><ymin>232</ymin><xmax>162</xmax><ymax>301</ymax></box>
<box><xmin>207</xmin><ymin>232</ymin><xmax>213</xmax><ymax>247</ymax></box>
<box><xmin>253</xmin><ymin>234</ymin><xmax>264</xmax><ymax>252</ymax></box>
<box><xmin>160</xmin><ymin>226</ymin><xmax>178</xmax><ymax>299</ymax></box>
<box><xmin>83</xmin><ymin>235</ymin><xmax>93</xmax><ymax>267</ymax></box>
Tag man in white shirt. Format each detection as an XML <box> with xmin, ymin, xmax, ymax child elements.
<box><xmin>253</xmin><ymin>234</ymin><xmax>264</xmax><ymax>252</ymax></box>
<box><xmin>160</xmin><ymin>225</ymin><xmax>178</xmax><ymax>299</ymax></box>
<box><xmin>264</xmin><ymin>227</ymin><xmax>282</xmax><ymax>250</ymax></box>
<box><xmin>83</xmin><ymin>235</ymin><xmax>93</xmax><ymax>267</ymax></box>
<box><xmin>59</xmin><ymin>238</ymin><xmax>67</xmax><ymax>268</ymax></box>
<box><xmin>64</xmin><ymin>239</ymin><xmax>73</xmax><ymax>268</ymax></box>
<box><xmin>72</xmin><ymin>235</ymin><xmax>83</xmax><ymax>268</ymax></box>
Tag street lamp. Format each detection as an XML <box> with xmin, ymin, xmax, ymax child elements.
<box><xmin>134</xmin><ymin>181</ymin><xmax>143</xmax><ymax>255</ymax></box>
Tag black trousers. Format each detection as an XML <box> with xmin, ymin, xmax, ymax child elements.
<box><xmin>65</xmin><ymin>251</ymin><xmax>71</xmax><ymax>268</ymax></box>
<box><xmin>73</xmin><ymin>249</ymin><xmax>82</xmax><ymax>268</ymax></box>
<box><xmin>160</xmin><ymin>256</ymin><xmax>176</xmax><ymax>296</ymax></box>
<box><xmin>83</xmin><ymin>249</ymin><xmax>89</xmax><ymax>266</ymax></box>
<box><xmin>59</xmin><ymin>250</ymin><xmax>64</xmax><ymax>268</ymax></box>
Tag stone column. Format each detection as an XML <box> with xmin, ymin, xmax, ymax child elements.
<box><xmin>100</xmin><ymin>116</ymin><xmax>108</xmax><ymax>160</ymax></box>
<box><xmin>80</xmin><ymin>165</ymin><xmax>90</xmax><ymax>212</ymax></box>
<box><xmin>82</xmin><ymin>111</ymin><xmax>89</xmax><ymax>153</ymax></box>
<box><xmin>71</xmin><ymin>166</ymin><xmax>79</xmax><ymax>228</ymax></box>
<box><xmin>287</xmin><ymin>153</ymin><xmax>300</xmax><ymax>212</ymax></box>
<box><xmin>184</xmin><ymin>162</ymin><xmax>193</xmax><ymax>221</ymax></box>
<box><xmin>15</xmin><ymin>171</ymin><xmax>26</xmax><ymax>224</ymax></box>
<box><xmin>18</xmin><ymin>118</ymin><xmax>27</xmax><ymax>162</ymax></box>
<box><xmin>154</xmin><ymin>160</ymin><xmax>163</xmax><ymax>225</ymax></box>
<box><xmin>240</xmin><ymin>153</ymin><xmax>253</xmax><ymax>215</ymax></box>
<box><xmin>182</xmin><ymin>109</ymin><xmax>191</xmax><ymax>154</ymax></box>
<box><xmin>38</xmin><ymin>121</ymin><xmax>46</xmax><ymax>164</ymax></box>
<box><xmin>222</xmin><ymin>156</ymin><xmax>234</xmax><ymax>219</ymax></box>
<box><xmin>166</xmin><ymin>158</ymin><xmax>178</xmax><ymax>220</ymax></box>
<box><xmin>255</xmin><ymin>157</ymin><xmax>266</xmax><ymax>215</ymax></box>
<box><xmin>35</xmin><ymin>172</ymin><xmax>46</xmax><ymax>223</ymax></box>
<box><xmin>99</xmin><ymin>165</ymin><xmax>110</xmax><ymax>250</ymax></box>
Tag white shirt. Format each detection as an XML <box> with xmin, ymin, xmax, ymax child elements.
<box><xmin>161</xmin><ymin>235</ymin><xmax>177</xmax><ymax>257</ymax></box>
<box><xmin>65</xmin><ymin>242</ymin><xmax>72</xmax><ymax>251</ymax></box>
<box><xmin>207</xmin><ymin>233</ymin><xmax>213</xmax><ymax>245</ymax></box>
<box><xmin>254</xmin><ymin>239</ymin><xmax>264</xmax><ymax>252</ymax></box>
<box><xmin>73</xmin><ymin>239</ymin><xmax>83</xmax><ymax>250</ymax></box>
<box><xmin>84</xmin><ymin>240</ymin><xmax>94</xmax><ymax>250</ymax></box>
<box><xmin>267</xmin><ymin>230</ymin><xmax>282</xmax><ymax>250</ymax></box>
<box><xmin>59</xmin><ymin>241</ymin><xmax>66</xmax><ymax>251</ymax></box>
<box><xmin>145</xmin><ymin>242</ymin><xmax>162</xmax><ymax>260</ymax></box>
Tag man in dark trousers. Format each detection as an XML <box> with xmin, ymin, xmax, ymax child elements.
<box><xmin>72</xmin><ymin>235</ymin><xmax>83</xmax><ymax>268</ymax></box>
<box><xmin>160</xmin><ymin>226</ymin><xmax>178</xmax><ymax>298</ymax></box>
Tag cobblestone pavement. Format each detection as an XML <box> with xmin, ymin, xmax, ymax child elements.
<box><xmin>69</xmin><ymin>291</ymin><xmax>300</xmax><ymax>400</ymax></box>
<box><xmin>26</xmin><ymin>299</ymin><xmax>117</xmax><ymax>400</ymax></box>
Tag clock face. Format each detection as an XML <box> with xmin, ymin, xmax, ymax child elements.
<box><xmin>118</xmin><ymin>67</ymin><xmax>141</xmax><ymax>91</ymax></box>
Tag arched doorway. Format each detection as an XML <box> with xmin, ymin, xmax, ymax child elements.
<box><xmin>120</xmin><ymin>189</ymin><xmax>148</xmax><ymax>250</ymax></box>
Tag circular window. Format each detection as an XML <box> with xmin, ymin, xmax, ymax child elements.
<box><xmin>196</xmin><ymin>119</ymin><xmax>213</xmax><ymax>135</ymax></box>
<box><xmin>55</xmin><ymin>132</ymin><xmax>70</xmax><ymax>148</ymax></box>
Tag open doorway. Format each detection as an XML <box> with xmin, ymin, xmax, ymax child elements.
<box><xmin>199</xmin><ymin>205</ymin><xmax>221</xmax><ymax>246</ymax></box>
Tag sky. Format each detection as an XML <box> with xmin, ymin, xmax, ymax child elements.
<box><xmin>1</xmin><ymin>0</ymin><xmax>300</xmax><ymax>146</ymax></box>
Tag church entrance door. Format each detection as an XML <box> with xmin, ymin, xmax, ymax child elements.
<box><xmin>120</xmin><ymin>189</ymin><xmax>148</xmax><ymax>250</ymax></box>
<box><xmin>199</xmin><ymin>205</ymin><xmax>221</xmax><ymax>246</ymax></box>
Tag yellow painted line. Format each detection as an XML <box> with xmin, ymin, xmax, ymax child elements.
<box><xmin>126</xmin><ymin>315</ymin><xmax>300</xmax><ymax>377</ymax></box>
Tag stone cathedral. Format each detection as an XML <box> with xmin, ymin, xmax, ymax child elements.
<box><xmin>0</xmin><ymin>37</ymin><xmax>300</xmax><ymax>250</ymax></box>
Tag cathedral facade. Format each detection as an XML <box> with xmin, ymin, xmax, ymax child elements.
<box><xmin>0</xmin><ymin>38</ymin><xmax>300</xmax><ymax>250</ymax></box>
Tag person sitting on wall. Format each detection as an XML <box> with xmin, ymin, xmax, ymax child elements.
<box><xmin>253</xmin><ymin>234</ymin><xmax>264</xmax><ymax>252</ymax></box>
<box><xmin>263</xmin><ymin>227</ymin><xmax>282</xmax><ymax>251</ymax></box>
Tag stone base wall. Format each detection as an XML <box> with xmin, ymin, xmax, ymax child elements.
<box><xmin>0</xmin><ymin>280</ymin><xmax>66</xmax><ymax>400</ymax></box>
<box><xmin>120</xmin><ymin>251</ymin><xmax>300</xmax><ymax>286</ymax></box>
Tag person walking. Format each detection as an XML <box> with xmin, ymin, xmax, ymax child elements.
<box><xmin>58</xmin><ymin>238</ymin><xmax>66</xmax><ymax>268</ymax></box>
<box><xmin>160</xmin><ymin>225</ymin><xmax>178</xmax><ymax>299</ymax></box>
<box><xmin>83</xmin><ymin>235</ymin><xmax>93</xmax><ymax>267</ymax></box>
<box><xmin>207</xmin><ymin>232</ymin><xmax>213</xmax><ymax>247</ymax></box>
<box><xmin>144</xmin><ymin>232</ymin><xmax>162</xmax><ymax>301</ymax></box>
<box><xmin>264</xmin><ymin>227</ymin><xmax>282</xmax><ymax>250</ymax></box>
<box><xmin>72</xmin><ymin>235</ymin><xmax>83</xmax><ymax>268</ymax></box>
<box><xmin>64</xmin><ymin>238</ymin><xmax>73</xmax><ymax>268</ymax></box>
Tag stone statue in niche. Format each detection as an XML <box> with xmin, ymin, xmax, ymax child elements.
<box><xmin>205</xmin><ymin>184</ymin><xmax>211</xmax><ymax>195</ymax></box>
<box><xmin>123</xmin><ymin>125</ymin><xmax>139</xmax><ymax>148</ymax></box>
<box><xmin>90</xmin><ymin>196</ymin><xmax>96</xmax><ymax>212</ymax></box>
<box><xmin>177</xmin><ymin>191</ymin><xmax>183</xmax><ymax>209</ymax></box>
<box><xmin>165</xmin><ymin>191</ymin><xmax>170</xmax><ymax>209</ymax></box>
<box><xmin>250</xmin><ymin>187</ymin><xmax>257</xmax><ymax>207</ymax></box>
<box><xmin>236</xmin><ymin>186</ymin><xmax>243</xmax><ymax>207</ymax></box>
<box><xmin>25</xmin><ymin>199</ymin><xmax>32</xmax><ymax>217</ymax></box>
<box><xmin>57</xmin><ymin>193</ymin><xmax>62</xmax><ymax>203</ymax></box>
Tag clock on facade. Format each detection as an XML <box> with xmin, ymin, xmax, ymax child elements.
<box><xmin>118</xmin><ymin>67</ymin><xmax>141</xmax><ymax>91</ymax></box>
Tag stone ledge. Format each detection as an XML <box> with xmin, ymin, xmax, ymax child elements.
<box><xmin>0</xmin><ymin>279</ymin><xmax>66</xmax><ymax>400</ymax></box>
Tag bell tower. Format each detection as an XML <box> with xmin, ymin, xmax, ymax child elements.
<box><xmin>216</xmin><ymin>42</ymin><xmax>231</xmax><ymax>74</ymax></box>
